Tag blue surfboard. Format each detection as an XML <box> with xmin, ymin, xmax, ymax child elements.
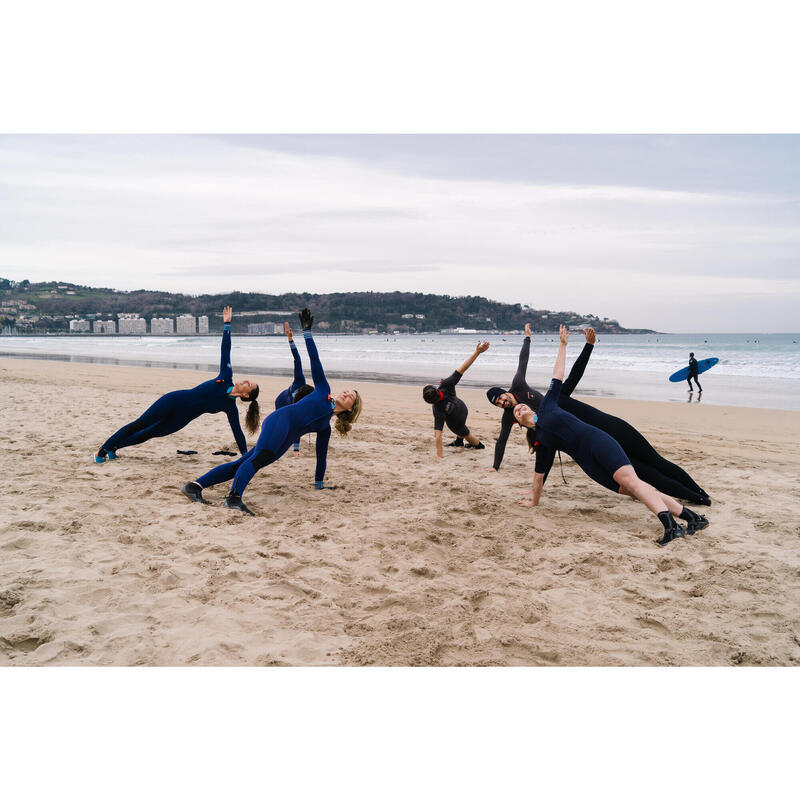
<box><xmin>669</xmin><ymin>357</ymin><xmax>719</xmax><ymax>383</ymax></box>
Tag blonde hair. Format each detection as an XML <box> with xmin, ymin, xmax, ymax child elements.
<box><xmin>334</xmin><ymin>391</ymin><xmax>362</xmax><ymax>437</ymax></box>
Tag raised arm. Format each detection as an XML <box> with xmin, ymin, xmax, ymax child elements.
<box><xmin>457</xmin><ymin>341</ymin><xmax>490</xmax><ymax>375</ymax></box>
<box><xmin>552</xmin><ymin>325</ymin><xmax>569</xmax><ymax>381</ymax></box>
<box><xmin>218</xmin><ymin>305</ymin><xmax>233</xmax><ymax>381</ymax></box>
<box><xmin>298</xmin><ymin>309</ymin><xmax>330</xmax><ymax>394</ymax></box>
<box><xmin>285</xmin><ymin>322</ymin><xmax>305</xmax><ymax>387</ymax></box>
<box><xmin>561</xmin><ymin>328</ymin><xmax>595</xmax><ymax>398</ymax></box>
<box><xmin>514</xmin><ymin>324</ymin><xmax>531</xmax><ymax>383</ymax></box>
<box><xmin>225</xmin><ymin>406</ymin><xmax>248</xmax><ymax>455</ymax></box>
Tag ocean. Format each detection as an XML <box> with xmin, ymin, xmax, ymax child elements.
<box><xmin>2</xmin><ymin>332</ymin><xmax>799</xmax><ymax>411</ymax></box>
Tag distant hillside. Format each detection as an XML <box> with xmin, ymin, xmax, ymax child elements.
<box><xmin>0</xmin><ymin>278</ymin><xmax>655</xmax><ymax>334</ymax></box>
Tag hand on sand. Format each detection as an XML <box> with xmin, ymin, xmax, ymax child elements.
<box><xmin>292</xmin><ymin>449</ymin><xmax>301</xmax><ymax>456</ymax></box>
<box><xmin>518</xmin><ymin>499</ymin><xmax>535</xmax><ymax>507</ymax></box>
<box><xmin>486</xmin><ymin>467</ymin><xmax>497</xmax><ymax>472</ymax></box>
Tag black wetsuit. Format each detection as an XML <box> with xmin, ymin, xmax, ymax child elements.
<box><xmin>492</xmin><ymin>337</ymin><xmax>707</xmax><ymax>502</ymax></box>
<box><xmin>687</xmin><ymin>357</ymin><xmax>702</xmax><ymax>392</ymax></box>
<box><xmin>432</xmin><ymin>371</ymin><xmax>471</xmax><ymax>438</ymax></box>
<box><xmin>100</xmin><ymin>324</ymin><xmax>248</xmax><ymax>455</ymax></box>
<box><xmin>535</xmin><ymin>379</ymin><xmax>630</xmax><ymax>491</ymax></box>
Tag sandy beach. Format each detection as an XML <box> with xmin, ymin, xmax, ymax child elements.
<box><xmin>1</xmin><ymin>356</ymin><xmax>799</xmax><ymax>666</ymax></box>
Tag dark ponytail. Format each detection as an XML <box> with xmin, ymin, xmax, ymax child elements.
<box><xmin>526</xmin><ymin>427</ymin><xmax>538</xmax><ymax>453</ymax></box>
<box><xmin>244</xmin><ymin>386</ymin><xmax>260</xmax><ymax>434</ymax></box>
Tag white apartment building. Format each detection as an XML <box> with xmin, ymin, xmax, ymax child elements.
<box><xmin>198</xmin><ymin>316</ymin><xmax>209</xmax><ymax>334</ymax></box>
<box><xmin>93</xmin><ymin>320</ymin><xmax>117</xmax><ymax>334</ymax></box>
<box><xmin>176</xmin><ymin>314</ymin><xmax>196</xmax><ymax>334</ymax></box>
<box><xmin>69</xmin><ymin>319</ymin><xmax>90</xmax><ymax>332</ymax></box>
<box><xmin>151</xmin><ymin>317</ymin><xmax>174</xmax><ymax>335</ymax></box>
<box><xmin>118</xmin><ymin>317</ymin><xmax>147</xmax><ymax>334</ymax></box>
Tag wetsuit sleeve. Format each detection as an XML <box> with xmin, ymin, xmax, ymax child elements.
<box><xmin>561</xmin><ymin>343</ymin><xmax>593</xmax><ymax>397</ymax></box>
<box><xmin>314</xmin><ymin>425</ymin><xmax>331</xmax><ymax>484</ymax></box>
<box><xmin>289</xmin><ymin>341</ymin><xmax>305</xmax><ymax>389</ymax></box>
<box><xmin>441</xmin><ymin>370</ymin><xmax>462</xmax><ymax>389</ymax></box>
<box><xmin>225</xmin><ymin>406</ymin><xmax>248</xmax><ymax>455</ymax></box>
<box><xmin>303</xmin><ymin>331</ymin><xmax>330</xmax><ymax>394</ymax></box>
<box><xmin>218</xmin><ymin>324</ymin><xmax>233</xmax><ymax>381</ymax></box>
<box><xmin>515</xmin><ymin>336</ymin><xmax>531</xmax><ymax>383</ymax></box>
<box><xmin>543</xmin><ymin>378</ymin><xmax>563</xmax><ymax>404</ymax></box>
<box><xmin>492</xmin><ymin>412</ymin><xmax>514</xmax><ymax>470</ymax></box>
<box><xmin>534</xmin><ymin>445</ymin><xmax>555</xmax><ymax>485</ymax></box>
<box><xmin>432</xmin><ymin>404</ymin><xmax>445</xmax><ymax>431</ymax></box>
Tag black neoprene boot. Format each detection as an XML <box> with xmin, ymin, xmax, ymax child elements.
<box><xmin>465</xmin><ymin>442</ymin><xmax>485</xmax><ymax>450</ymax></box>
<box><xmin>679</xmin><ymin>506</ymin><xmax>709</xmax><ymax>535</ymax></box>
<box><xmin>182</xmin><ymin>482</ymin><xmax>210</xmax><ymax>504</ymax></box>
<box><xmin>224</xmin><ymin>492</ymin><xmax>255</xmax><ymax>516</ymax></box>
<box><xmin>656</xmin><ymin>512</ymin><xmax>685</xmax><ymax>547</ymax></box>
<box><xmin>445</xmin><ymin>438</ymin><xmax>464</xmax><ymax>447</ymax></box>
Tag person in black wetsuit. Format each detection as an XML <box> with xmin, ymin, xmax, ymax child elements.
<box><xmin>687</xmin><ymin>352</ymin><xmax>703</xmax><ymax>393</ymax></box>
<box><xmin>485</xmin><ymin>324</ymin><xmax>710</xmax><ymax>505</ymax></box>
<box><xmin>423</xmin><ymin>341</ymin><xmax>490</xmax><ymax>457</ymax></box>
<box><xmin>95</xmin><ymin>306</ymin><xmax>259</xmax><ymax>462</ymax></box>
<box><xmin>274</xmin><ymin>321</ymin><xmax>314</xmax><ymax>454</ymax></box>
<box><xmin>182</xmin><ymin>308</ymin><xmax>361</xmax><ymax>515</ymax></box>
<box><xmin>515</xmin><ymin>326</ymin><xmax>709</xmax><ymax>546</ymax></box>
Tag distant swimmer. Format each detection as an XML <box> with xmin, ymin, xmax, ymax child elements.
<box><xmin>274</xmin><ymin>321</ymin><xmax>314</xmax><ymax>454</ymax></box>
<box><xmin>95</xmin><ymin>307</ymin><xmax>258</xmax><ymax>463</ymax></box>
<box><xmin>687</xmin><ymin>352</ymin><xmax>702</xmax><ymax>393</ymax></box>
<box><xmin>515</xmin><ymin>326</ymin><xmax>709</xmax><ymax>547</ymax></box>
<box><xmin>181</xmin><ymin>308</ymin><xmax>361</xmax><ymax>515</ymax></box>
<box><xmin>422</xmin><ymin>341</ymin><xmax>489</xmax><ymax>457</ymax></box>
<box><xmin>486</xmin><ymin>324</ymin><xmax>709</xmax><ymax>505</ymax></box>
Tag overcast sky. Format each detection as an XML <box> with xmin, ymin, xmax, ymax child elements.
<box><xmin>0</xmin><ymin>134</ymin><xmax>798</xmax><ymax>332</ymax></box>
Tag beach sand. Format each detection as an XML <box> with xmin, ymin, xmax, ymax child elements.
<box><xmin>1</xmin><ymin>357</ymin><xmax>799</xmax><ymax>666</ymax></box>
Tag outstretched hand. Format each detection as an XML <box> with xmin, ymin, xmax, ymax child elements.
<box><xmin>559</xmin><ymin>324</ymin><xmax>570</xmax><ymax>345</ymax></box>
<box><xmin>222</xmin><ymin>306</ymin><xmax>233</xmax><ymax>324</ymax></box>
<box><xmin>475</xmin><ymin>341</ymin><xmax>490</xmax><ymax>354</ymax></box>
<box><xmin>524</xmin><ymin>323</ymin><xmax>531</xmax><ymax>337</ymax></box>
<box><xmin>284</xmin><ymin>321</ymin><xmax>293</xmax><ymax>341</ymax></box>
<box><xmin>299</xmin><ymin>308</ymin><xmax>314</xmax><ymax>331</ymax></box>
<box><xmin>584</xmin><ymin>327</ymin><xmax>596</xmax><ymax>345</ymax></box>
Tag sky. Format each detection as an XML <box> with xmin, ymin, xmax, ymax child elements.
<box><xmin>0</xmin><ymin>134</ymin><xmax>798</xmax><ymax>333</ymax></box>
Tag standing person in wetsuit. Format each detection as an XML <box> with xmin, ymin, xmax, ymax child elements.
<box><xmin>181</xmin><ymin>308</ymin><xmax>362</xmax><ymax>516</ymax></box>
<box><xmin>485</xmin><ymin>325</ymin><xmax>710</xmax><ymax>505</ymax></box>
<box><xmin>95</xmin><ymin>306</ymin><xmax>259</xmax><ymax>462</ymax></box>
<box><xmin>515</xmin><ymin>326</ymin><xmax>709</xmax><ymax>546</ymax></box>
<box><xmin>274</xmin><ymin>321</ymin><xmax>314</xmax><ymax>454</ymax></box>
<box><xmin>423</xmin><ymin>341</ymin><xmax>490</xmax><ymax>458</ymax></box>
<box><xmin>687</xmin><ymin>352</ymin><xmax>702</xmax><ymax>393</ymax></box>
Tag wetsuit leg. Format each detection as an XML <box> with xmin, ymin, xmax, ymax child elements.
<box><xmin>630</xmin><ymin>458</ymin><xmax>705</xmax><ymax>504</ymax></box>
<box><xmin>101</xmin><ymin>392</ymin><xmax>189</xmax><ymax>452</ymax></box>
<box><xmin>687</xmin><ymin>377</ymin><xmax>694</xmax><ymax>391</ymax></box>
<box><xmin>576</xmin><ymin>430</ymin><xmax>630</xmax><ymax>493</ymax></box>
<box><xmin>196</xmin><ymin>450</ymin><xmax>253</xmax><ymax>489</ymax></box>
<box><xmin>228</xmin><ymin>413</ymin><xmax>293</xmax><ymax>497</ymax></box>
<box><xmin>444</xmin><ymin>399</ymin><xmax>470</xmax><ymax>438</ymax></box>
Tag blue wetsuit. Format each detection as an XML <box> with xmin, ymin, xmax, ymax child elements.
<box><xmin>534</xmin><ymin>378</ymin><xmax>630</xmax><ymax>492</ymax></box>
<box><xmin>274</xmin><ymin>340</ymin><xmax>307</xmax><ymax>451</ymax></box>
<box><xmin>100</xmin><ymin>324</ymin><xmax>248</xmax><ymax>455</ymax></box>
<box><xmin>196</xmin><ymin>331</ymin><xmax>334</xmax><ymax>495</ymax></box>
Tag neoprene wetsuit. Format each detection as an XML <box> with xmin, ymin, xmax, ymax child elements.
<box><xmin>195</xmin><ymin>330</ymin><xmax>334</xmax><ymax>496</ymax></box>
<box><xmin>492</xmin><ymin>337</ymin><xmax>707</xmax><ymax>503</ymax></box>
<box><xmin>534</xmin><ymin>378</ymin><xmax>630</xmax><ymax>491</ymax></box>
<box><xmin>100</xmin><ymin>323</ymin><xmax>248</xmax><ymax>455</ymax></box>
<box><xmin>687</xmin><ymin>356</ymin><xmax>702</xmax><ymax>392</ymax></box>
<box><xmin>432</xmin><ymin>371</ymin><xmax>470</xmax><ymax>438</ymax></box>
<box><xmin>274</xmin><ymin>339</ymin><xmax>307</xmax><ymax>451</ymax></box>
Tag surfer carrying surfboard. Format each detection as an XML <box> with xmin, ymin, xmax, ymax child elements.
<box><xmin>687</xmin><ymin>352</ymin><xmax>702</xmax><ymax>393</ymax></box>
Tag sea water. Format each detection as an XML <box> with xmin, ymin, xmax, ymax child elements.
<box><xmin>2</xmin><ymin>333</ymin><xmax>799</xmax><ymax>411</ymax></box>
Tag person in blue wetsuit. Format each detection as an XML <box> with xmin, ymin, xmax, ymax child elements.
<box><xmin>94</xmin><ymin>306</ymin><xmax>259</xmax><ymax>462</ymax></box>
<box><xmin>514</xmin><ymin>326</ymin><xmax>709</xmax><ymax>547</ymax></box>
<box><xmin>274</xmin><ymin>321</ymin><xmax>314</xmax><ymax>454</ymax></box>
<box><xmin>181</xmin><ymin>308</ymin><xmax>362</xmax><ymax>515</ymax></box>
<box><xmin>485</xmin><ymin>324</ymin><xmax>710</xmax><ymax>505</ymax></box>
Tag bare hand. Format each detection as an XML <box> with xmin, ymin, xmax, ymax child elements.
<box><xmin>222</xmin><ymin>306</ymin><xmax>233</xmax><ymax>324</ymax></box>
<box><xmin>559</xmin><ymin>324</ymin><xmax>570</xmax><ymax>345</ymax></box>
<box><xmin>584</xmin><ymin>327</ymin><xmax>596</xmax><ymax>345</ymax></box>
<box><xmin>486</xmin><ymin>467</ymin><xmax>497</xmax><ymax>472</ymax></box>
<box><xmin>524</xmin><ymin>323</ymin><xmax>531</xmax><ymax>337</ymax></box>
<box><xmin>435</xmin><ymin>454</ymin><xmax>443</xmax><ymax>460</ymax></box>
<box><xmin>284</xmin><ymin>321</ymin><xmax>293</xmax><ymax>341</ymax></box>
<box><xmin>292</xmin><ymin>449</ymin><xmax>301</xmax><ymax>456</ymax></box>
<box><xmin>475</xmin><ymin>341</ymin><xmax>490</xmax><ymax>354</ymax></box>
<box><xmin>518</xmin><ymin>499</ymin><xmax>534</xmax><ymax>507</ymax></box>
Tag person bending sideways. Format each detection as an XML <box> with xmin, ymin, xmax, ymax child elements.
<box><xmin>95</xmin><ymin>306</ymin><xmax>258</xmax><ymax>463</ymax></box>
<box><xmin>515</xmin><ymin>326</ymin><xmax>709</xmax><ymax>547</ymax></box>
<box><xmin>422</xmin><ymin>341</ymin><xmax>489</xmax><ymax>458</ymax></box>
<box><xmin>181</xmin><ymin>308</ymin><xmax>361</xmax><ymax>516</ymax></box>
<box><xmin>485</xmin><ymin>324</ymin><xmax>709</xmax><ymax>505</ymax></box>
<box><xmin>274</xmin><ymin>321</ymin><xmax>314</xmax><ymax>454</ymax></box>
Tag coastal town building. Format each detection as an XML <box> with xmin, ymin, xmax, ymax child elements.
<box><xmin>93</xmin><ymin>320</ymin><xmax>117</xmax><ymax>334</ymax></box>
<box><xmin>247</xmin><ymin>322</ymin><xmax>279</xmax><ymax>334</ymax></box>
<box><xmin>198</xmin><ymin>316</ymin><xmax>209</xmax><ymax>334</ymax></box>
<box><xmin>69</xmin><ymin>319</ymin><xmax>91</xmax><ymax>332</ymax></box>
<box><xmin>150</xmin><ymin>317</ymin><xmax>174</xmax><ymax>335</ymax></box>
<box><xmin>176</xmin><ymin>314</ymin><xmax>196</xmax><ymax>334</ymax></box>
<box><xmin>118</xmin><ymin>316</ymin><xmax>147</xmax><ymax>334</ymax></box>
